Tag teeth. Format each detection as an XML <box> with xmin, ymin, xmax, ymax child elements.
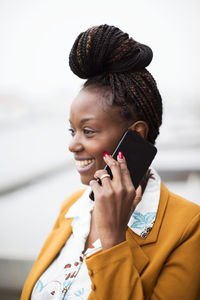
<box><xmin>75</xmin><ymin>159</ymin><xmax>94</xmax><ymax>167</ymax></box>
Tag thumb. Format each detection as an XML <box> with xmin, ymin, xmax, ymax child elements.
<box><xmin>129</xmin><ymin>184</ymin><xmax>142</xmax><ymax>216</ymax></box>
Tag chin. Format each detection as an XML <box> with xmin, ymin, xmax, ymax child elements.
<box><xmin>80</xmin><ymin>175</ymin><xmax>93</xmax><ymax>186</ymax></box>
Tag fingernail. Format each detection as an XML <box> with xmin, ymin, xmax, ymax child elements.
<box><xmin>103</xmin><ymin>152</ymin><xmax>110</xmax><ymax>157</ymax></box>
<box><xmin>118</xmin><ymin>151</ymin><xmax>124</xmax><ymax>159</ymax></box>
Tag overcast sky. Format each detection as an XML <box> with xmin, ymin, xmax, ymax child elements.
<box><xmin>0</xmin><ymin>0</ymin><xmax>200</xmax><ymax>107</ymax></box>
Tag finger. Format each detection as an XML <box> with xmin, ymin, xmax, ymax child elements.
<box><xmin>94</xmin><ymin>169</ymin><xmax>109</xmax><ymax>180</ymax></box>
<box><xmin>103</xmin><ymin>153</ymin><xmax>122</xmax><ymax>183</ymax></box>
<box><xmin>94</xmin><ymin>169</ymin><xmax>112</xmax><ymax>188</ymax></box>
<box><xmin>89</xmin><ymin>179</ymin><xmax>101</xmax><ymax>194</ymax></box>
<box><xmin>117</xmin><ymin>152</ymin><xmax>134</xmax><ymax>189</ymax></box>
<box><xmin>134</xmin><ymin>184</ymin><xmax>143</xmax><ymax>207</ymax></box>
<box><xmin>129</xmin><ymin>185</ymin><xmax>142</xmax><ymax>216</ymax></box>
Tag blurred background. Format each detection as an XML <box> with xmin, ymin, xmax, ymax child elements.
<box><xmin>0</xmin><ymin>0</ymin><xmax>200</xmax><ymax>299</ymax></box>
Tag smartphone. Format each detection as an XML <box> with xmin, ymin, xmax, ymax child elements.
<box><xmin>89</xmin><ymin>130</ymin><xmax>157</xmax><ymax>201</ymax></box>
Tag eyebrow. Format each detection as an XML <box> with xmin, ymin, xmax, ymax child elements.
<box><xmin>80</xmin><ymin>118</ymin><xmax>98</xmax><ymax>124</ymax></box>
<box><xmin>69</xmin><ymin>118</ymin><xmax>98</xmax><ymax>125</ymax></box>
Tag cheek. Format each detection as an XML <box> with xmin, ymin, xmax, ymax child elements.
<box><xmin>91</xmin><ymin>139</ymin><xmax>115</xmax><ymax>156</ymax></box>
<box><xmin>86</xmin><ymin>140</ymin><xmax>106</xmax><ymax>156</ymax></box>
<box><xmin>91</xmin><ymin>142</ymin><xmax>107</xmax><ymax>166</ymax></box>
<box><xmin>91</xmin><ymin>136</ymin><xmax>121</xmax><ymax>161</ymax></box>
<box><xmin>86</xmin><ymin>128</ymin><xmax>126</xmax><ymax>161</ymax></box>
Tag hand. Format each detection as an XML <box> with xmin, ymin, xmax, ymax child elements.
<box><xmin>89</xmin><ymin>152</ymin><xmax>142</xmax><ymax>250</ymax></box>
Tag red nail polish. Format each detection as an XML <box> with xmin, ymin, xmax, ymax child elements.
<box><xmin>118</xmin><ymin>152</ymin><xmax>123</xmax><ymax>159</ymax></box>
<box><xmin>103</xmin><ymin>152</ymin><xmax>110</xmax><ymax>157</ymax></box>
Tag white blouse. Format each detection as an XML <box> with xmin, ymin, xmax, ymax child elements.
<box><xmin>31</xmin><ymin>168</ymin><xmax>161</xmax><ymax>300</ymax></box>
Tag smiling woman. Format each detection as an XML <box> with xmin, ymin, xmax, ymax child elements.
<box><xmin>21</xmin><ymin>25</ymin><xmax>200</xmax><ymax>300</ymax></box>
<box><xmin>68</xmin><ymin>87</ymin><xmax>131</xmax><ymax>185</ymax></box>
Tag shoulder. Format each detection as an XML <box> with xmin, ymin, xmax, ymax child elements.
<box><xmin>55</xmin><ymin>189</ymin><xmax>86</xmax><ymax>223</ymax></box>
<box><xmin>160</xmin><ymin>183</ymin><xmax>200</xmax><ymax>240</ymax></box>
<box><xmin>167</xmin><ymin>186</ymin><xmax>200</xmax><ymax>218</ymax></box>
<box><xmin>61</xmin><ymin>189</ymin><xmax>86</xmax><ymax>214</ymax></box>
<box><xmin>50</xmin><ymin>189</ymin><xmax>86</xmax><ymax>230</ymax></box>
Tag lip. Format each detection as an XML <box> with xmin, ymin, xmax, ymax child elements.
<box><xmin>74</xmin><ymin>156</ymin><xmax>94</xmax><ymax>161</ymax></box>
<box><xmin>75</xmin><ymin>159</ymin><xmax>95</xmax><ymax>173</ymax></box>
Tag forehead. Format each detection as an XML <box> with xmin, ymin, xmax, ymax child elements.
<box><xmin>70</xmin><ymin>87</ymin><xmax>122</xmax><ymax>123</ymax></box>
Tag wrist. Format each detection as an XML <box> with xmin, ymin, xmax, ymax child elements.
<box><xmin>101</xmin><ymin>233</ymin><xmax>126</xmax><ymax>250</ymax></box>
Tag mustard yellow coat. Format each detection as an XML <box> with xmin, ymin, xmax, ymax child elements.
<box><xmin>21</xmin><ymin>183</ymin><xmax>200</xmax><ymax>300</ymax></box>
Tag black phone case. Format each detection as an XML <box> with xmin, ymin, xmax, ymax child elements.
<box><xmin>89</xmin><ymin>130</ymin><xmax>157</xmax><ymax>201</ymax></box>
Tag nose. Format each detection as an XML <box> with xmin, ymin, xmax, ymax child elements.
<box><xmin>68</xmin><ymin>134</ymin><xmax>84</xmax><ymax>153</ymax></box>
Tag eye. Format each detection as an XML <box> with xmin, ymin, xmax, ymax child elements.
<box><xmin>68</xmin><ymin>128</ymin><xmax>75</xmax><ymax>136</ymax></box>
<box><xmin>83</xmin><ymin>128</ymin><xmax>95</xmax><ymax>136</ymax></box>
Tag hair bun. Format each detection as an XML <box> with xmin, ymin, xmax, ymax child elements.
<box><xmin>69</xmin><ymin>24</ymin><xmax>153</xmax><ymax>79</ymax></box>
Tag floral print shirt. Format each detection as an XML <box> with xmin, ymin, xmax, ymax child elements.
<box><xmin>31</xmin><ymin>168</ymin><xmax>160</xmax><ymax>300</ymax></box>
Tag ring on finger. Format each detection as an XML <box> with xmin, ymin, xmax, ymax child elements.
<box><xmin>100</xmin><ymin>174</ymin><xmax>110</xmax><ymax>180</ymax></box>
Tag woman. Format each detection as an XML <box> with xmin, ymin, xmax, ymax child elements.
<box><xmin>21</xmin><ymin>25</ymin><xmax>200</xmax><ymax>300</ymax></box>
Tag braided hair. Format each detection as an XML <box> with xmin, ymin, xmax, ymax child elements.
<box><xmin>69</xmin><ymin>24</ymin><xmax>162</xmax><ymax>144</ymax></box>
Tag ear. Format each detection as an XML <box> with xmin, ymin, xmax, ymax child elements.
<box><xmin>128</xmin><ymin>121</ymin><xmax>149</xmax><ymax>139</ymax></box>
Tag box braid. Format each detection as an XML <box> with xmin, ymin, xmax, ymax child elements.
<box><xmin>69</xmin><ymin>24</ymin><xmax>162</xmax><ymax>144</ymax></box>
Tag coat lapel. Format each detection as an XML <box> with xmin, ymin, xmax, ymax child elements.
<box><xmin>21</xmin><ymin>190</ymin><xmax>86</xmax><ymax>300</ymax></box>
<box><xmin>21</xmin><ymin>217</ymin><xmax>73</xmax><ymax>300</ymax></box>
<box><xmin>126</xmin><ymin>183</ymin><xmax>169</xmax><ymax>274</ymax></box>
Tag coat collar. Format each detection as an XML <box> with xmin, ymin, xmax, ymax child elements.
<box><xmin>127</xmin><ymin>183</ymin><xmax>169</xmax><ymax>246</ymax></box>
<box><xmin>65</xmin><ymin>168</ymin><xmax>161</xmax><ymax>239</ymax></box>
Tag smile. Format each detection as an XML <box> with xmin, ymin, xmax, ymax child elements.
<box><xmin>75</xmin><ymin>159</ymin><xmax>95</xmax><ymax>172</ymax></box>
